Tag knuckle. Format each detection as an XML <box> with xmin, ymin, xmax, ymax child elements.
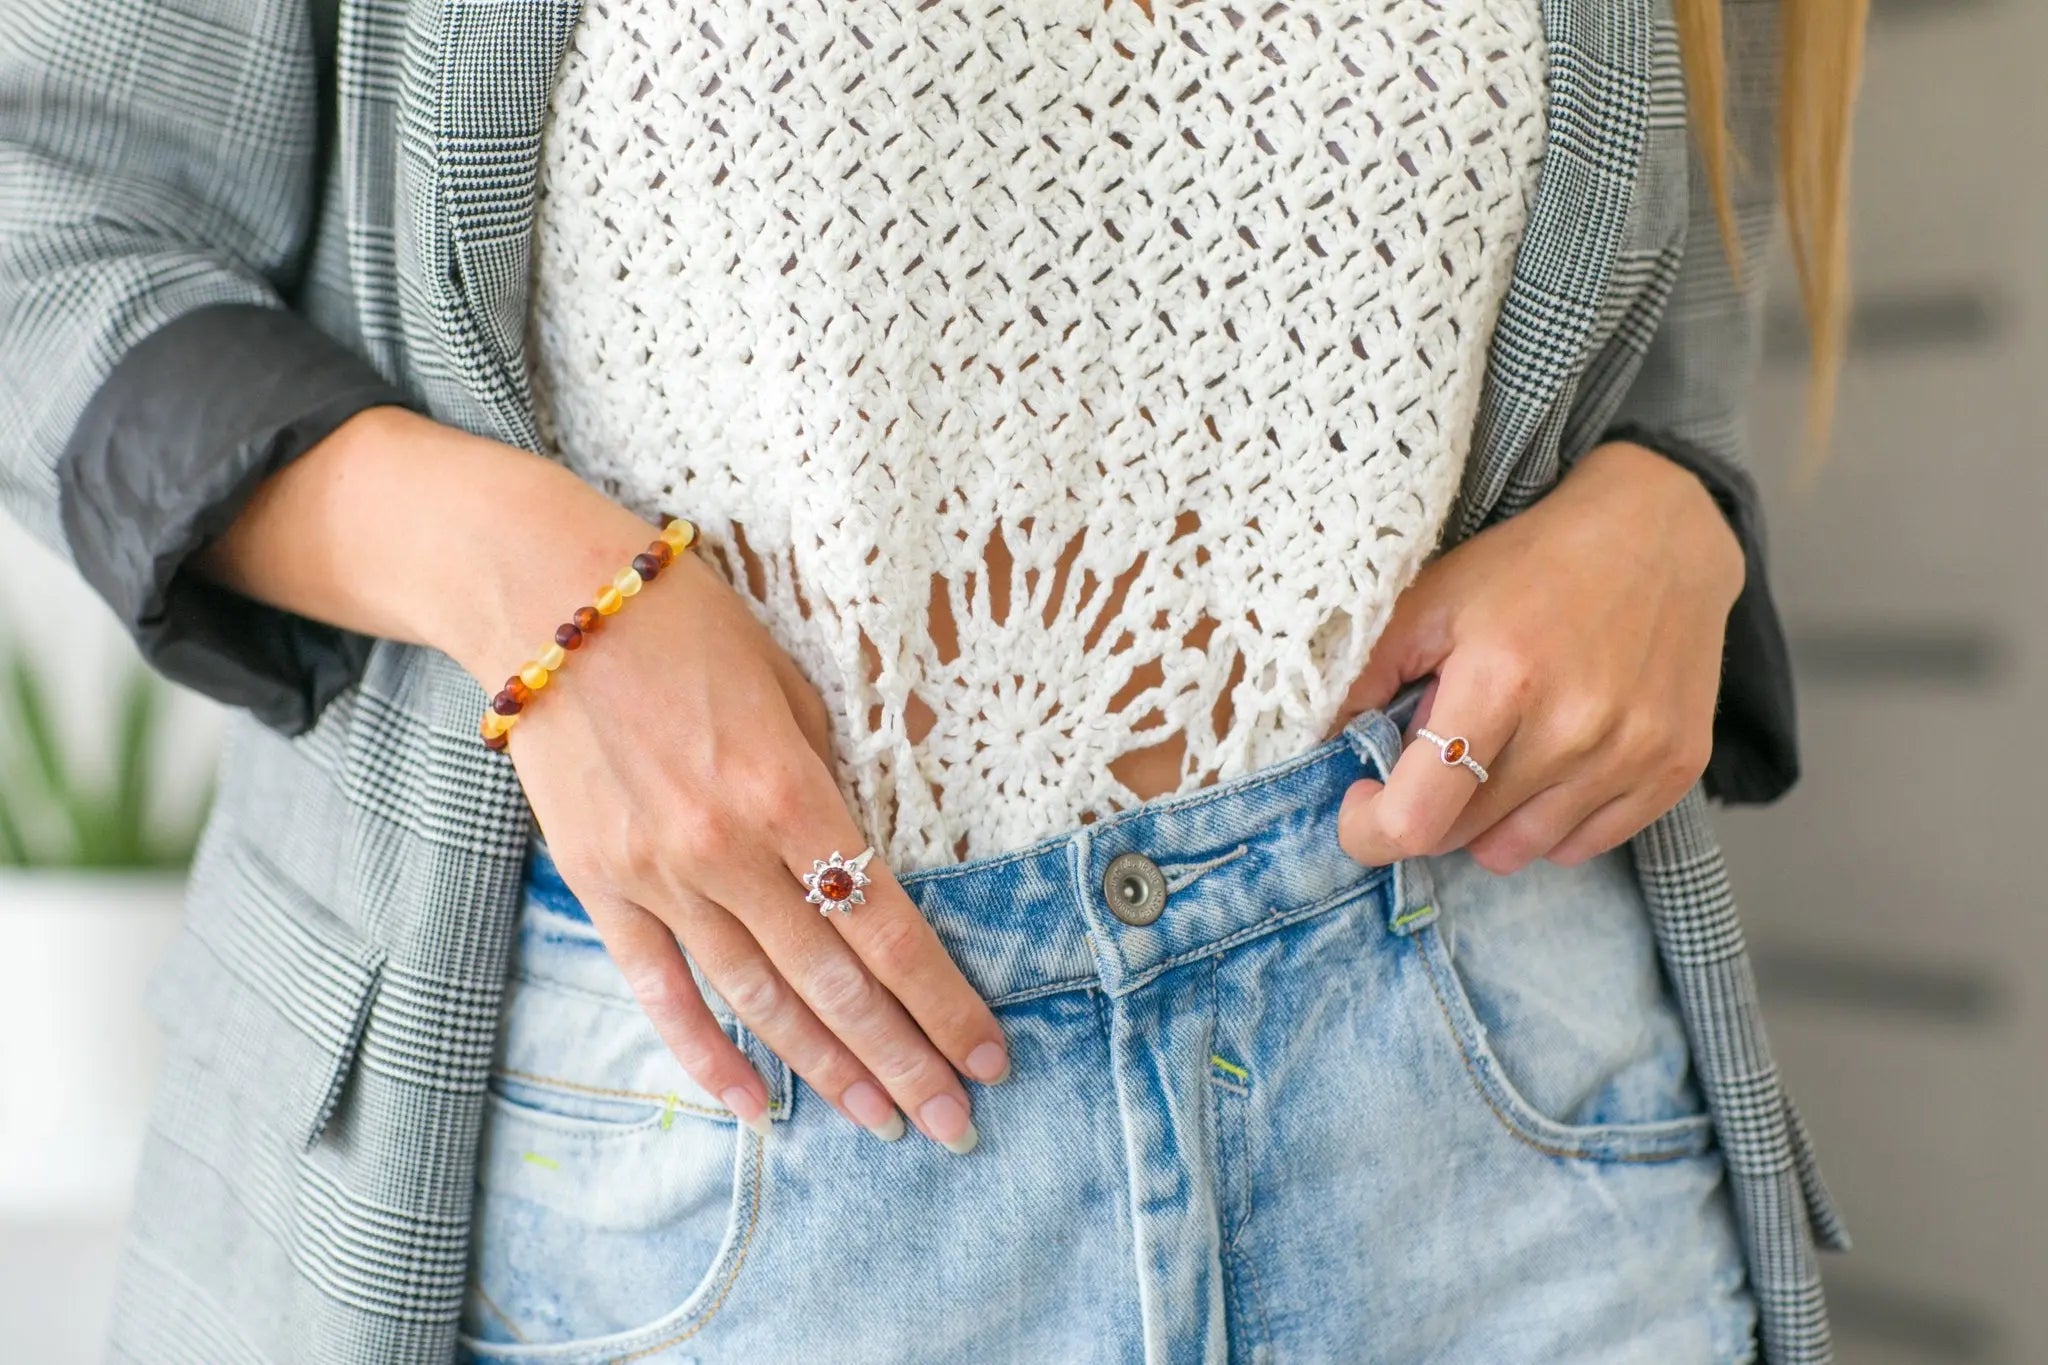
<box><xmin>718</xmin><ymin>960</ymin><xmax>788</xmax><ymax>1023</ymax></box>
<box><xmin>1375</xmin><ymin>804</ymin><xmax>1438</xmax><ymax>860</ymax></box>
<box><xmin>858</xmin><ymin>915</ymin><xmax>928</xmax><ymax>984</ymax></box>
<box><xmin>672</xmin><ymin>804</ymin><xmax>739</xmax><ymax>867</ymax></box>
<box><xmin>620</xmin><ymin>961</ymin><xmax>689</xmax><ymax>1023</ymax></box>
<box><xmin>803</xmin><ymin>953</ymin><xmax>880</xmax><ymax>1020</ymax></box>
<box><xmin>1553</xmin><ymin>692</ymin><xmax>1617</xmax><ymax>754</ymax></box>
<box><xmin>737</xmin><ymin>758</ymin><xmax>813</xmax><ymax>832</ymax></box>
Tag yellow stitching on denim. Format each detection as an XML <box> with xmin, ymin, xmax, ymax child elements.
<box><xmin>1391</xmin><ymin>904</ymin><xmax>1434</xmax><ymax>929</ymax></box>
<box><xmin>1208</xmin><ymin>1053</ymin><xmax>1250</xmax><ymax>1082</ymax></box>
<box><xmin>520</xmin><ymin>1151</ymin><xmax>560</xmax><ymax>1171</ymax></box>
<box><xmin>661</xmin><ymin>1092</ymin><xmax>679</xmax><ymax>1131</ymax></box>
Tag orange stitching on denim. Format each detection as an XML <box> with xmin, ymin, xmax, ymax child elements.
<box><xmin>1412</xmin><ymin>936</ymin><xmax>1702</xmax><ymax>1166</ymax></box>
<box><xmin>470</xmin><ymin>1280</ymin><xmax>528</xmax><ymax>1343</ymax></box>
<box><xmin>612</xmin><ymin>1132</ymin><xmax>768</xmax><ymax>1361</ymax></box>
<box><xmin>495</xmin><ymin>1068</ymin><xmax>786</xmax><ymax>1121</ymax></box>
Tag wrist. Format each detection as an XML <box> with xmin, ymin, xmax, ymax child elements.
<box><xmin>1572</xmin><ymin>439</ymin><xmax>1747</xmax><ymax>606</ymax></box>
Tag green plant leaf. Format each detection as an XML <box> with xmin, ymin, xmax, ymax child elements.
<box><xmin>0</xmin><ymin>779</ymin><xmax>27</xmax><ymax>867</ymax></box>
<box><xmin>112</xmin><ymin>665</ymin><xmax>158</xmax><ymax>865</ymax></box>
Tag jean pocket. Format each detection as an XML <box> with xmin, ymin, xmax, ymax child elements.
<box><xmin>1408</xmin><ymin>846</ymin><xmax>1715</xmax><ymax>1164</ymax></box>
<box><xmin>460</xmin><ymin>959</ymin><xmax>787</xmax><ymax>1355</ymax></box>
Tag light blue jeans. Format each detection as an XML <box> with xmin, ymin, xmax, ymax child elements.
<box><xmin>458</xmin><ymin>699</ymin><xmax>1756</xmax><ymax>1364</ymax></box>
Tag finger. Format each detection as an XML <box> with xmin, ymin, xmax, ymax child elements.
<box><xmin>593</xmin><ymin>898</ymin><xmax>780</xmax><ymax>1135</ymax></box>
<box><xmin>817</xmin><ymin>852</ymin><xmax>1011</xmax><ymax>1086</ymax></box>
<box><xmin>1547</xmin><ymin>779</ymin><xmax>1693</xmax><ymax>868</ymax></box>
<box><xmin>687</xmin><ymin>749</ymin><xmax>986</xmax><ymax>1153</ymax></box>
<box><xmin>670</xmin><ymin>893</ymin><xmax>910</xmax><ymax>1143</ymax></box>
<box><xmin>1461</xmin><ymin>778</ymin><xmax>1610</xmax><ymax>876</ymax></box>
<box><xmin>1337</xmin><ymin>662</ymin><xmax>1520</xmax><ymax>867</ymax></box>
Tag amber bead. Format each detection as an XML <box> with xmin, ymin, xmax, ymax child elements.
<box><xmin>647</xmin><ymin>539</ymin><xmax>675</xmax><ymax>568</ymax></box>
<box><xmin>480</xmin><ymin>709</ymin><xmax>516</xmax><ymax>741</ymax></box>
<box><xmin>596</xmin><ymin>586</ymin><xmax>624</xmax><ymax>616</ymax></box>
<box><xmin>632</xmin><ymin>552</ymin><xmax>661</xmax><ymax>582</ymax></box>
<box><xmin>614</xmin><ymin>567</ymin><xmax>643</xmax><ymax>599</ymax></box>
<box><xmin>556</xmin><ymin>622</ymin><xmax>585</xmax><ymax>651</ymax></box>
<box><xmin>573</xmin><ymin>606</ymin><xmax>602</xmax><ymax>634</ymax></box>
<box><xmin>482</xmin><ymin>729</ymin><xmax>510</xmax><ymax>752</ymax></box>
<box><xmin>492</xmin><ymin>691</ymin><xmax>522</xmax><ymax>717</ymax></box>
<box><xmin>659</xmin><ymin>517</ymin><xmax>696</xmax><ymax>550</ymax></box>
<box><xmin>519</xmin><ymin>662</ymin><xmax>551</xmax><ymax>691</ymax></box>
<box><xmin>539</xmin><ymin>643</ymin><xmax>568</xmax><ymax>672</ymax></box>
<box><xmin>502</xmin><ymin>677</ymin><xmax>533</xmax><ymax>707</ymax></box>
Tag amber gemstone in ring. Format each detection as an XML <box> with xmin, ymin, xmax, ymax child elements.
<box><xmin>1441</xmin><ymin>737</ymin><xmax>1469</xmax><ymax>764</ymax></box>
<box><xmin>816</xmin><ymin>866</ymin><xmax>857</xmax><ymax>901</ymax></box>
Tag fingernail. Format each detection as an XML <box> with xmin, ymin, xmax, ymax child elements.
<box><xmin>843</xmin><ymin>1080</ymin><xmax>905</xmax><ymax>1141</ymax></box>
<box><xmin>722</xmin><ymin>1086</ymin><xmax>773</xmax><ymax>1138</ymax></box>
<box><xmin>965</xmin><ymin>1042</ymin><xmax>1011</xmax><ymax>1085</ymax></box>
<box><xmin>920</xmin><ymin>1094</ymin><xmax>979</xmax><ymax>1155</ymax></box>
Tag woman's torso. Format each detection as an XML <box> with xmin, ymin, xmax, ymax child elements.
<box><xmin>525</xmin><ymin>0</ymin><xmax>1549</xmax><ymax>870</ymax></box>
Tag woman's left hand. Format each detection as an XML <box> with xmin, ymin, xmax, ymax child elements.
<box><xmin>1329</xmin><ymin>440</ymin><xmax>1747</xmax><ymax>875</ymax></box>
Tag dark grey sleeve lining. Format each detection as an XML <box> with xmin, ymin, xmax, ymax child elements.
<box><xmin>1603</xmin><ymin>420</ymin><xmax>1800</xmax><ymax>807</ymax></box>
<box><xmin>58</xmin><ymin>300</ymin><xmax>429</xmax><ymax>735</ymax></box>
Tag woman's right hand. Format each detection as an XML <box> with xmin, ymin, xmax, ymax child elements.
<box><xmin>423</xmin><ymin>432</ymin><xmax>1010</xmax><ymax>1154</ymax></box>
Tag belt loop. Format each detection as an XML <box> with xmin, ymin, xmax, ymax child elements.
<box><xmin>1386</xmin><ymin>852</ymin><xmax>1439</xmax><ymax>937</ymax></box>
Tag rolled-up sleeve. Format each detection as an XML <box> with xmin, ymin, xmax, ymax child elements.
<box><xmin>1601</xmin><ymin>0</ymin><xmax>1799</xmax><ymax>805</ymax></box>
<box><xmin>0</xmin><ymin>0</ymin><xmax>424</xmax><ymax>734</ymax></box>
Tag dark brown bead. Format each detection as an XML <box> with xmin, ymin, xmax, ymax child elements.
<box><xmin>573</xmin><ymin>606</ymin><xmax>602</xmax><ymax>635</ymax></box>
<box><xmin>502</xmin><ymin>677</ymin><xmax>533</xmax><ymax>707</ymax></box>
<box><xmin>631</xmin><ymin>552</ymin><xmax>661</xmax><ymax>582</ymax></box>
<box><xmin>482</xmin><ymin>730</ymin><xmax>510</xmax><ymax>752</ymax></box>
<box><xmin>555</xmin><ymin>622</ymin><xmax>585</xmax><ymax>651</ymax></box>
<box><xmin>647</xmin><ymin>539</ymin><xmax>675</xmax><ymax>568</ymax></box>
<box><xmin>492</xmin><ymin>690</ymin><xmax>523</xmax><ymax>716</ymax></box>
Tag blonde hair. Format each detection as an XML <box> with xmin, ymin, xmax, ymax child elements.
<box><xmin>1675</xmin><ymin>0</ymin><xmax>1871</xmax><ymax>462</ymax></box>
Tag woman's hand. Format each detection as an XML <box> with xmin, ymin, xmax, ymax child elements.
<box><xmin>463</xmin><ymin>482</ymin><xmax>1009</xmax><ymax>1155</ymax></box>
<box><xmin>1328</xmin><ymin>440</ymin><xmax>1747</xmax><ymax>875</ymax></box>
<box><xmin>198</xmin><ymin>405</ymin><xmax>1009</xmax><ymax>1153</ymax></box>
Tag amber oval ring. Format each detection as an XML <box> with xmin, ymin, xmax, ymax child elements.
<box><xmin>802</xmin><ymin>846</ymin><xmax>877</xmax><ymax>914</ymax></box>
<box><xmin>1413</xmin><ymin>727</ymin><xmax>1490</xmax><ymax>783</ymax></box>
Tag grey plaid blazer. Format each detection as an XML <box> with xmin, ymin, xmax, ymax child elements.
<box><xmin>0</xmin><ymin>0</ymin><xmax>1849</xmax><ymax>1360</ymax></box>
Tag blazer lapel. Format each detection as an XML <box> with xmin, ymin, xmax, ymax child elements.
<box><xmin>398</xmin><ymin>0</ymin><xmax>584</xmax><ymax>451</ymax></box>
<box><xmin>1449</xmin><ymin>0</ymin><xmax>1656</xmax><ymax>542</ymax></box>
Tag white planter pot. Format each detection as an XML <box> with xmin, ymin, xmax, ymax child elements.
<box><xmin>0</xmin><ymin>871</ymin><xmax>187</xmax><ymax>1221</ymax></box>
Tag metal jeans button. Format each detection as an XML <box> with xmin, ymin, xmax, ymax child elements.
<box><xmin>1102</xmin><ymin>851</ymin><xmax>1168</xmax><ymax>926</ymax></box>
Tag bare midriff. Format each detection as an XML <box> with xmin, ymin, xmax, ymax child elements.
<box><xmin>711</xmin><ymin>506</ymin><xmax>1249</xmax><ymax>819</ymax></box>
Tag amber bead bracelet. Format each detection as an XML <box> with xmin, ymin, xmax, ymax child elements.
<box><xmin>479</xmin><ymin>517</ymin><xmax>698</xmax><ymax>751</ymax></box>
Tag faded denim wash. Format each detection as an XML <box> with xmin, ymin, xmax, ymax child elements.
<box><xmin>460</xmin><ymin>697</ymin><xmax>1756</xmax><ymax>1364</ymax></box>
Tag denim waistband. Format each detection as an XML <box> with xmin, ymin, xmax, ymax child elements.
<box><xmin>524</xmin><ymin>687</ymin><xmax>1437</xmax><ymax>1006</ymax></box>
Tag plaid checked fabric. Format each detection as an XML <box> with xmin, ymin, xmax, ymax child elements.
<box><xmin>0</xmin><ymin>0</ymin><xmax>1848</xmax><ymax>1360</ymax></box>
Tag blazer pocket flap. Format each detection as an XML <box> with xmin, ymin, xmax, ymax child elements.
<box><xmin>150</xmin><ymin>841</ymin><xmax>387</xmax><ymax>1149</ymax></box>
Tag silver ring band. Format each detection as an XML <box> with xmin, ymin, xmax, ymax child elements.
<box><xmin>1414</xmin><ymin>728</ymin><xmax>1490</xmax><ymax>783</ymax></box>
<box><xmin>801</xmin><ymin>845</ymin><xmax>877</xmax><ymax>914</ymax></box>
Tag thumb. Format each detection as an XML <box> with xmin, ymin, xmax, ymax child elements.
<box><xmin>1342</xmin><ymin>568</ymin><xmax>1455</xmax><ymax>716</ymax></box>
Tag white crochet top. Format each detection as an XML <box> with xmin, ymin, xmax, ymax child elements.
<box><xmin>527</xmin><ymin>0</ymin><xmax>1548</xmax><ymax>871</ymax></box>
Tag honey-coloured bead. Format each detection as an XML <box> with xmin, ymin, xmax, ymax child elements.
<box><xmin>573</xmin><ymin>606</ymin><xmax>602</xmax><ymax>634</ymax></box>
<box><xmin>480</xmin><ymin>709</ymin><xmax>517</xmax><ymax>740</ymax></box>
<box><xmin>519</xmin><ymin>662</ymin><xmax>551</xmax><ymax>691</ymax></box>
<box><xmin>502</xmin><ymin>677</ymin><xmax>533</xmax><ymax>707</ymax></box>
<box><xmin>614</xmin><ymin>567</ymin><xmax>643</xmax><ymax>598</ymax></box>
<box><xmin>631</xmin><ymin>552</ymin><xmax>661</xmax><ymax>582</ymax></box>
<box><xmin>538</xmin><ymin>643</ymin><xmax>568</xmax><ymax>672</ymax></box>
<box><xmin>595</xmin><ymin>586</ymin><xmax>624</xmax><ymax>616</ymax></box>
<box><xmin>482</xmin><ymin>729</ymin><xmax>510</xmax><ymax>753</ymax></box>
<box><xmin>658</xmin><ymin>518</ymin><xmax>695</xmax><ymax>551</ymax></box>
<box><xmin>646</xmin><ymin>539</ymin><xmax>675</xmax><ymax>568</ymax></box>
<box><xmin>555</xmin><ymin>622</ymin><xmax>585</xmax><ymax>651</ymax></box>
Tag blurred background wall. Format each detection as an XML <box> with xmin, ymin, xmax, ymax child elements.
<box><xmin>1719</xmin><ymin>1</ymin><xmax>2048</xmax><ymax>1360</ymax></box>
<box><xmin>1</xmin><ymin>0</ymin><xmax>2041</xmax><ymax>1359</ymax></box>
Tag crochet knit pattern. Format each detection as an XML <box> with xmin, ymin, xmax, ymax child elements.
<box><xmin>528</xmin><ymin>0</ymin><xmax>1549</xmax><ymax>870</ymax></box>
